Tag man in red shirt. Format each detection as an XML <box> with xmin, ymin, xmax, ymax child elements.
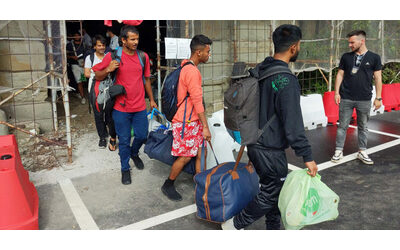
<box><xmin>161</xmin><ymin>35</ymin><xmax>212</xmax><ymax>201</ymax></box>
<box><xmin>93</xmin><ymin>25</ymin><xmax>157</xmax><ymax>185</ymax></box>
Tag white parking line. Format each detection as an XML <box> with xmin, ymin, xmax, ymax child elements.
<box><xmin>318</xmin><ymin>138</ymin><xmax>400</xmax><ymax>171</ymax></box>
<box><xmin>112</xmin><ymin>137</ymin><xmax>400</xmax><ymax>230</ymax></box>
<box><xmin>288</xmin><ymin>163</ymin><xmax>301</xmax><ymax>170</ymax></box>
<box><xmin>117</xmin><ymin>204</ymin><xmax>197</xmax><ymax>230</ymax></box>
<box><xmin>59</xmin><ymin>178</ymin><xmax>99</xmax><ymax>230</ymax></box>
<box><xmin>348</xmin><ymin>124</ymin><xmax>400</xmax><ymax>139</ymax></box>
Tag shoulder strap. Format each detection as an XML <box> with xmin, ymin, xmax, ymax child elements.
<box><xmin>176</xmin><ymin>61</ymin><xmax>195</xmax><ymax>108</ymax></box>
<box><xmin>109</xmin><ymin>49</ymin><xmax>122</xmax><ymax>82</ymax></box>
<box><xmin>71</xmin><ymin>41</ymin><xmax>77</xmax><ymax>57</ymax></box>
<box><xmin>137</xmin><ymin>50</ymin><xmax>146</xmax><ymax>85</ymax></box>
<box><xmin>137</xmin><ymin>50</ymin><xmax>146</xmax><ymax>69</ymax></box>
<box><xmin>112</xmin><ymin>47</ymin><xmax>123</xmax><ymax>63</ymax></box>
<box><xmin>90</xmin><ymin>53</ymin><xmax>95</xmax><ymax>67</ymax></box>
<box><xmin>258</xmin><ymin>65</ymin><xmax>294</xmax><ymax>82</ymax></box>
<box><xmin>256</xmin><ymin>65</ymin><xmax>294</xmax><ymax>141</ymax></box>
<box><xmin>182</xmin><ymin>61</ymin><xmax>194</xmax><ymax>68</ymax></box>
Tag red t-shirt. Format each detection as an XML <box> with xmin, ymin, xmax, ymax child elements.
<box><xmin>92</xmin><ymin>50</ymin><xmax>150</xmax><ymax>112</ymax></box>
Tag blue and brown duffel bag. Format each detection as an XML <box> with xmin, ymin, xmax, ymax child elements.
<box><xmin>194</xmin><ymin>145</ymin><xmax>259</xmax><ymax>223</ymax></box>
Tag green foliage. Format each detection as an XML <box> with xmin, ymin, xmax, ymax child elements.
<box><xmin>298</xmin><ymin>62</ymin><xmax>400</xmax><ymax>95</ymax></box>
<box><xmin>382</xmin><ymin>63</ymin><xmax>400</xmax><ymax>84</ymax></box>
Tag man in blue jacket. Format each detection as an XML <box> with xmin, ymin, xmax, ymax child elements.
<box><xmin>222</xmin><ymin>24</ymin><xmax>318</xmax><ymax>230</ymax></box>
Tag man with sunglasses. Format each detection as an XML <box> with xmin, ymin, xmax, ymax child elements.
<box><xmin>331</xmin><ymin>30</ymin><xmax>383</xmax><ymax>165</ymax></box>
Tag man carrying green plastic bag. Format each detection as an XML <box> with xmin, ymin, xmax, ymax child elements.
<box><xmin>278</xmin><ymin>169</ymin><xmax>340</xmax><ymax>230</ymax></box>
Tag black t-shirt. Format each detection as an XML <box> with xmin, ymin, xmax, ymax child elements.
<box><xmin>339</xmin><ymin>50</ymin><xmax>382</xmax><ymax>101</ymax></box>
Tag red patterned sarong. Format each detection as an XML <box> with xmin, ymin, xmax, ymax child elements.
<box><xmin>171</xmin><ymin>120</ymin><xmax>205</xmax><ymax>157</ymax></box>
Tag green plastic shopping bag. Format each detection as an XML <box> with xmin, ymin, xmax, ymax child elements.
<box><xmin>278</xmin><ymin>169</ymin><xmax>339</xmax><ymax>230</ymax></box>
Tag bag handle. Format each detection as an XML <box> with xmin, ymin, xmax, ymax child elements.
<box><xmin>229</xmin><ymin>145</ymin><xmax>246</xmax><ymax>180</ymax></box>
<box><xmin>199</xmin><ymin>140</ymin><xmax>219</xmax><ymax>172</ymax></box>
<box><xmin>148</xmin><ymin>108</ymin><xmax>170</xmax><ymax>130</ymax></box>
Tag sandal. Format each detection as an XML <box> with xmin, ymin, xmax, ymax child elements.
<box><xmin>108</xmin><ymin>138</ymin><xmax>117</xmax><ymax>151</ymax></box>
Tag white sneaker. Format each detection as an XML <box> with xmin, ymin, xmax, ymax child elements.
<box><xmin>81</xmin><ymin>98</ymin><xmax>86</xmax><ymax>105</ymax></box>
<box><xmin>357</xmin><ymin>151</ymin><xmax>374</xmax><ymax>165</ymax></box>
<box><xmin>331</xmin><ymin>150</ymin><xmax>343</xmax><ymax>163</ymax></box>
<box><xmin>221</xmin><ymin>217</ymin><xmax>240</xmax><ymax>230</ymax></box>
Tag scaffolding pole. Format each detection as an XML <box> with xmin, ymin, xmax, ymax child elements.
<box><xmin>270</xmin><ymin>20</ymin><xmax>277</xmax><ymax>56</ymax></box>
<box><xmin>46</xmin><ymin>21</ymin><xmax>58</xmax><ymax>132</ymax></box>
<box><xmin>381</xmin><ymin>20</ymin><xmax>385</xmax><ymax>65</ymax></box>
<box><xmin>156</xmin><ymin>20</ymin><xmax>162</xmax><ymax>111</ymax></box>
<box><xmin>328</xmin><ymin>20</ymin><xmax>335</xmax><ymax>91</ymax></box>
<box><xmin>185</xmin><ymin>20</ymin><xmax>189</xmax><ymax>38</ymax></box>
<box><xmin>233</xmin><ymin>20</ymin><xmax>238</xmax><ymax>63</ymax></box>
<box><xmin>60</xmin><ymin>20</ymin><xmax>73</xmax><ymax>163</ymax></box>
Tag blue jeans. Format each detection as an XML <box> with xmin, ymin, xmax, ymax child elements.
<box><xmin>335</xmin><ymin>99</ymin><xmax>371</xmax><ymax>151</ymax></box>
<box><xmin>112</xmin><ymin>109</ymin><xmax>148</xmax><ymax>171</ymax></box>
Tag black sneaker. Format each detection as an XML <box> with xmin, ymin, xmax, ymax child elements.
<box><xmin>131</xmin><ymin>155</ymin><xmax>144</xmax><ymax>170</ymax></box>
<box><xmin>161</xmin><ymin>182</ymin><xmax>182</xmax><ymax>201</ymax></box>
<box><xmin>121</xmin><ymin>170</ymin><xmax>131</xmax><ymax>185</ymax></box>
<box><xmin>99</xmin><ymin>138</ymin><xmax>107</xmax><ymax>149</ymax></box>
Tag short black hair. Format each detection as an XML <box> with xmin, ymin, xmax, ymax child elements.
<box><xmin>120</xmin><ymin>25</ymin><xmax>139</xmax><ymax>40</ymax></box>
<box><xmin>272</xmin><ymin>24</ymin><xmax>302</xmax><ymax>54</ymax></box>
<box><xmin>92</xmin><ymin>34</ymin><xmax>106</xmax><ymax>46</ymax></box>
<box><xmin>190</xmin><ymin>34</ymin><xmax>212</xmax><ymax>53</ymax></box>
<box><xmin>347</xmin><ymin>30</ymin><xmax>366</xmax><ymax>39</ymax></box>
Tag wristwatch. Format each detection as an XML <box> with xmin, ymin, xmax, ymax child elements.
<box><xmin>375</xmin><ymin>97</ymin><xmax>382</xmax><ymax>101</ymax></box>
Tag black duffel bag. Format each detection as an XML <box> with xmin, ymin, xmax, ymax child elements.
<box><xmin>144</xmin><ymin>128</ymin><xmax>196</xmax><ymax>175</ymax></box>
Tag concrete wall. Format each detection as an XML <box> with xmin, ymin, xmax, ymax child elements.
<box><xmin>192</xmin><ymin>20</ymin><xmax>273</xmax><ymax>114</ymax></box>
<box><xmin>0</xmin><ymin>20</ymin><xmax>53</xmax><ymax>134</ymax></box>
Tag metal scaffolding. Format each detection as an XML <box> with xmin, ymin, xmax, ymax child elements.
<box><xmin>0</xmin><ymin>20</ymin><xmax>73</xmax><ymax>172</ymax></box>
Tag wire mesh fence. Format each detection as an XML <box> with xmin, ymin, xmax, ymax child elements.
<box><xmin>0</xmin><ymin>20</ymin><xmax>72</xmax><ymax>172</ymax></box>
<box><xmin>159</xmin><ymin>20</ymin><xmax>400</xmax><ymax>107</ymax></box>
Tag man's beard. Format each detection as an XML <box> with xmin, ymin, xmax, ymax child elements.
<box><xmin>290</xmin><ymin>50</ymin><xmax>299</xmax><ymax>62</ymax></box>
<box><xmin>352</xmin><ymin>45</ymin><xmax>361</xmax><ymax>53</ymax></box>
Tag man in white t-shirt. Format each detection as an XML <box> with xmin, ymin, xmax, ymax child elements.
<box><xmin>106</xmin><ymin>28</ymin><xmax>119</xmax><ymax>50</ymax></box>
<box><xmin>84</xmin><ymin>35</ymin><xmax>106</xmax><ymax>91</ymax></box>
<box><xmin>84</xmin><ymin>35</ymin><xmax>117</xmax><ymax>151</ymax></box>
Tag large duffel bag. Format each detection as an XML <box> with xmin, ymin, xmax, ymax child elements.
<box><xmin>194</xmin><ymin>146</ymin><xmax>259</xmax><ymax>223</ymax></box>
<box><xmin>144</xmin><ymin>128</ymin><xmax>196</xmax><ymax>175</ymax></box>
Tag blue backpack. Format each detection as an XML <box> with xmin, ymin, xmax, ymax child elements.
<box><xmin>161</xmin><ymin>61</ymin><xmax>193</xmax><ymax>122</ymax></box>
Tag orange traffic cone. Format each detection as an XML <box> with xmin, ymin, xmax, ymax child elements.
<box><xmin>0</xmin><ymin>134</ymin><xmax>39</xmax><ymax>230</ymax></box>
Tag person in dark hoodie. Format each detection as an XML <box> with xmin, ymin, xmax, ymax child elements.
<box><xmin>222</xmin><ymin>24</ymin><xmax>318</xmax><ymax>230</ymax></box>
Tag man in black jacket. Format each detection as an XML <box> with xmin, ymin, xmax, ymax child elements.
<box><xmin>222</xmin><ymin>24</ymin><xmax>318</xmax><ymax>230</ymax></box>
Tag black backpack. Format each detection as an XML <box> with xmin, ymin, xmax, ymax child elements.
<box><xmin>161</xmin><ymin>61</ymin><xmax>194</xmax><ymax>122</ymax></box>
<box><xmin>224</xmin><ymin>65</ymin><xmax>295</xmax><ymax>145</ymax></box>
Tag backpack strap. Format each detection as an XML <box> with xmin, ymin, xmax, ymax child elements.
<box><xmin>90</xmin><ymin>52</ymin><xmax>95</xmax><ymax>67</ymax></box>
<box><xmin>71</xmin><ymin>41</ymin><xmax>77</xmax><ymax>57</ymax></box>
<box><xmin>258</xmin><ymin>65</ymin><xmax>295</xmax><ymax>82</ymax></box>
<box><xmin>137</xmin><ymin>50</ymin><xmax>146</xmax><ymax>85</ymax></box>
<box><xmin>176</xmin><ymin>61</ymin><xmax>195</xmax><ymax>108</ymax></box>
<box><xmin>256</xmin><ymin>65</ymin><xmax>295</xmax><ymax>140</ymax></box>
<box><xmin>178</xmin><ymin>61</ymin><xmax>196</xmax><ymax>139</ymax></box>
<box><xmin>112</xmin><ymin>47</ymin><xmax>123</xmax><ymax>63</ymax></box>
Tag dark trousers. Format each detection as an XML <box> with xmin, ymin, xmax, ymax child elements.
<box><xmin>234</xmin><ymin>144</ymin><xmax>288</xmax><ymax>230</ymax></box>
<box><xmin>90</xmin><ymin>89</ymin><xmax>116</xmax><ymax>140</ymax></box>
<box><xmin>112</xmin><ymin>109</ymin><xmax>148</xmax><ymax>171</ymax></box>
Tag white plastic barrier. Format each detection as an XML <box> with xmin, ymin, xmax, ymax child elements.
<box><xmin>209</xmin><ymin>110</ymin><xmax>241</xmax><ymax>152</ymax></box>
<box><xmin>370</xmin><ymin>86</ymin><xmax>385</xmax><ymax>116</ymax></box>
<box><xmin>300</xmin><ymin>94</ymin><xmax>328</xmax><ymax>130</ymax></box>
<box><xmin>206</xmin><ymin>110</ymin><xmax>241</xmax><ymax>169</ymax></box>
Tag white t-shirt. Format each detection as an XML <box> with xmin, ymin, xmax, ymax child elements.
<box><xmin>110</xmin><ymin>35</ymin><xmax>119</xmax><ymax>50</ymax></box>
<box><xmin>84</xmin><ymin>53</ymin><xmax>105</xmax><ymax>91</ymax></box>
